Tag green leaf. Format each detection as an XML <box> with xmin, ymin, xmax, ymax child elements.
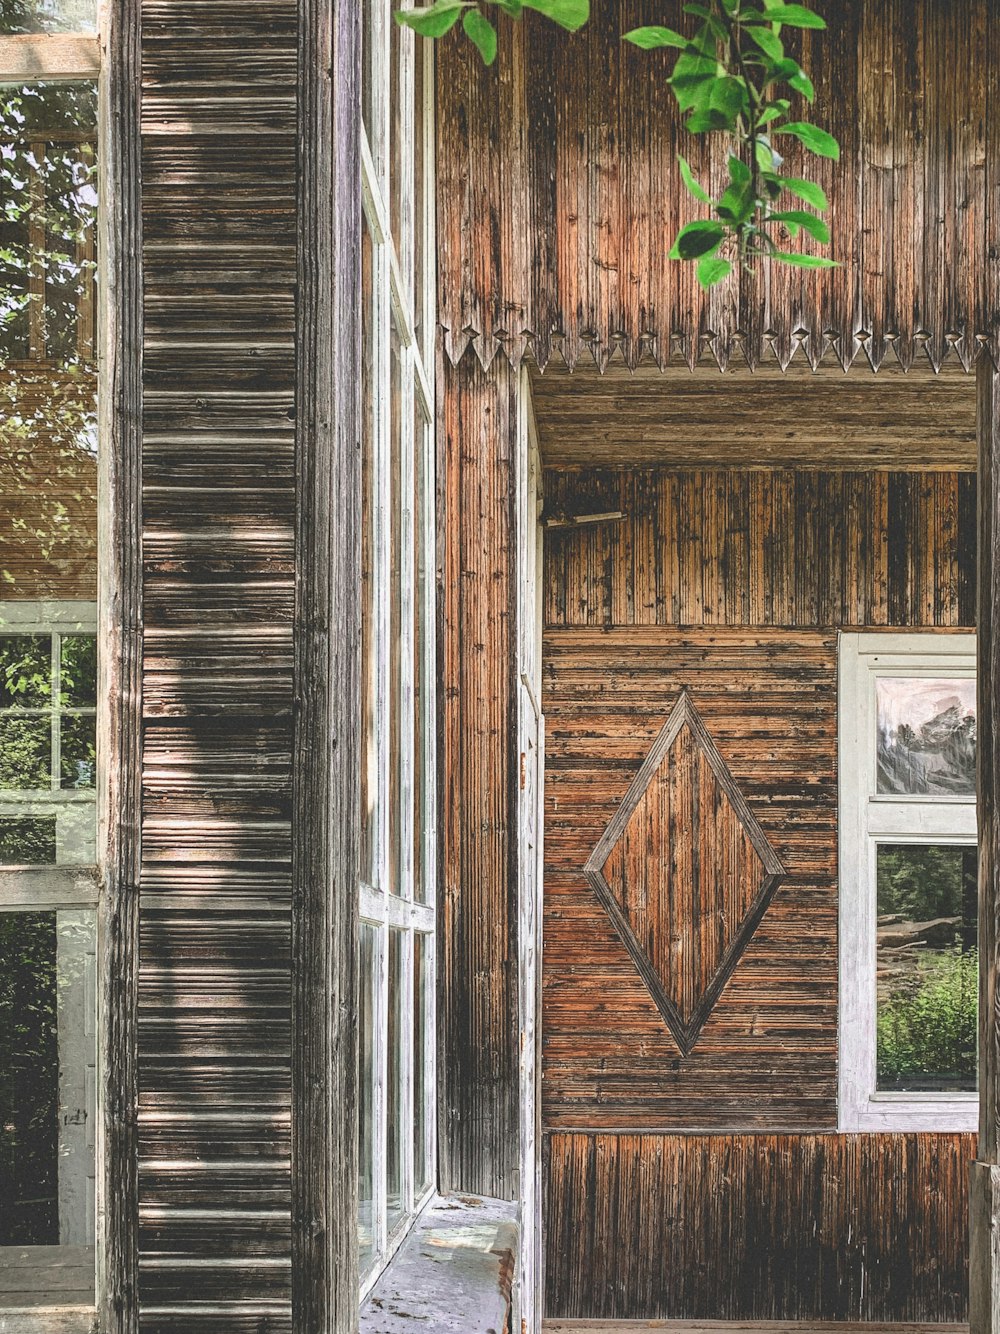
<box><xmin>784</xmin><ymin>176</ymin><xmax>828</xmax><ymax>209</ymax></box>
<box><xmin>748</xmin><ymin>25</ymin><xmax>784</xmax><ymax>62</ymax></box>
<box><xmin>789</xmin><ymin>69</ymin><xmax>815</xmax><ymax>100</ymax></box>
<box><xmin>687</xmin><ymin>107</ymin><xmax>732</xmax><ymax>134</ymax></box>
<box><xmin>463</xmin><ymin>7</ymin><xmax>497</xmax><ymax>61</ymax></box>
<box><xmin>772</xmin><ymin>251</ymin><xmax>839</xmax><ymax>267</ymax></box>
<box><xmin>711</xmin><ymin>75</ymin><xmax>748</xmax><ymax>120</ymax></box>
<box><xmin>623</xmin><ymin>24</ymin><xmax>687</xmax><ymax>49</ymax></box>
<box><xmin>777</xmin><ymin>120</ymin><xmax>840</xmax><ymax>159</ymax></box>
<box><xmin>669</xmin><ymin>220</ymin><xmax>725</xmax><ymax>260</ymax></box>
<box><xmin>728</xmin><ymin>154</ymin><xmax>751</xmax><ymax>186</ymax></box>
<box><xmin>762</xmin><ymin>2</ymin><xmax>827</xmax><ymax>28</ymax></box>
<box><xmin>768</xmin><ymin>208</ymin><xmax>830</xmax><ymax>242</ymax></box>
<box><xmin>670</xmin><ymin>51</ymin><xmax>720</xmax><ymax>112</ymax></box>
<box><xmin>677</xmin><ymin>153</ymin><xmax>711</xmax><ymax>203</ymax></box>
<box><xmin>521</xmin><ymin>0</ymin><xmax>589</xmax><ymax>31</ymax></box>
<box><xmin>496</xmin><ymin>0</ymin><xmax>523</xmax><ymax>14</ymax></box>
<box><xmin>757</xmin><ymin>104</ymin><xmax>787</xmax><ymax>126</ymax></box>
<box><xmin>395</xmin><ymin>0</ymin><xmax>468</xmax><ymax>38</ymax></box>
<box><xmin>716</xmin><ymin>179</ymin><xmax>754</xmax><ymax>224</ymax></box>
<box><xmin>697</xmin><ymin>256</ymin><xmax>733</xmax><ymax>288</ymax></box>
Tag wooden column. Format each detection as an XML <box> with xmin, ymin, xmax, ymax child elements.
<box><xmin>972</xmin><ymin>355</ymin><xmax>1000</xmax><ymax>1333</ymax></box>
<box><xmin>438</xmin><ymin>354</ymin><xmax>520</xmax><ymax>1200</ymax></box>
<box><xmin>291</xmin><ymin>0</ymin><xmax>362</xmax><ymax>1327</ymax></box>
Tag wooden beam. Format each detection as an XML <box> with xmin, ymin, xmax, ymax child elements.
<box><xmin>98</xmin><ymin>0</ymin><xmax>142</xmax><ymax>1323</ymax></box>
<box><xmin>972</xmin><ymin>357</ymin><xmax>1000</xmax><ymax>1334</ymax></box>
<box><xmin>290</xmin><ymin>0</ymin><xmax>361</xmax><ymax>1326</ymax></box>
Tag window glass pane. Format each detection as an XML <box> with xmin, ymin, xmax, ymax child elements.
<box><xmin>358</xmin><ymin>923</ymin><xmax>377</xmax><ymax>1274</ymax></box>
<box><xmin>413</xmin><ymin>932</ymin><xmax>430</xmax><ymax>1196</ymax></box>
<box><xmin>0</xmin><ymin>637</ymin><xmax>51</xmax><ymax>708</ymax></box>
<box><xmin>0</xmin><ymin>911</ymin><xmax>58</xmax><ymax>1245</ymax></box>
<box><xmin>388</xmin><ymin>322</ymin><xmax>405</xmax><ymax>897</ymax></box>
<box><xmin>360</xmin><ymin>221</ymin><xmax>380</xmax><ymax>888</ymax></box>
<box><xmin>59</xmin><ymin>711</ymin><xmax>94</xmax><ymax>790</ymax></box>
<box><xmin>412</xmin><ymin>39</ymin><xmax>428</xmax><ymax>355</ymax></box>
<box><xmin>59</xmin><ymin>634</ymin><xmax>96</xmax><ymax>708</ymax></box>
<box><xmin>0</xmin><ymin>908</ymin><xmax>96</xmax><ymax>1299</ymax></box>
<box><xmin>876</xmin><ymin>677</ymin><xmax>976</xmax><ymax>795</ymax></box>
<box><xmin>386</xmin><ymin>927</ymin><xmax>405</xmax><ymax>1233</ymax></box>
<box><xmin>413</xmin><ymin>402</ymin><xmax>430</xmax><ymax>905</ymax></box>
<box><xmin>0</xmin><ymin>0</ymin><xmax>97</xmax><ymax>33</ymax></box>
<box><xmin>0</xmin><ymin>715</ymin><xmax>50</xmax><ymax>788</ymax></box>
<box><xmin>876</xmin><ymin>843</ymin><xmax>978</xmax><ymax>1093</ymax></box>
<box><xmin>0</xmin><ymin>815</ymin><xmax>55</xmax><ymax>864</ymax></box>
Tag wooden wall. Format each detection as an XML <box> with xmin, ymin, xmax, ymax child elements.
<box><xmin>436</xmin><ymin>0</ymin><xmax>1000</xmax><ymax>371</ymax></box>
<box><xmin>137</xmin><ymin>0</ymin><xmax>298</xmax><ymax>1326</ymax></box>
<box><xmin>438</xmin><ymin>354</ymin><xmax>521</xmax><ymax>1199</ymax></box>
<box><xmin>541</xmin><ymin>466</ymin><xmax>977</xmax><ymax>1319</ymax></box>
<box><xmin>545</xmin><ymin>1132</ymin><xmax>977</xmax><ymax>1322</ymax></box>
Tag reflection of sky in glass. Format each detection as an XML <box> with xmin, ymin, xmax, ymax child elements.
<box><xmin>877</xmin><ymin>678</ymin><xmax>976</xmax><ymax>734</ymax></box>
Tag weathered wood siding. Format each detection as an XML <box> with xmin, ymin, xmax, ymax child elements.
<box><xmin>543</xmin><ymin>470</ymin><xmax>977</xmax><ymax>631</ymax></box>
<box><xmin>541</xmin><ymin>466</ymin><xmax>976</xmax><ymax>1318</ymax></box>
<box><xmin>438</xmin><ymin>354</ymin><xmax>521</xmax><ymax>1198</ymax></box>
<box><xmin>137</xmin><ymin>0</ymin><xmax>299</xmax><ymax>1326</ymax></box>
<box><xmin>436</xmin><ymin>0</ymin><xmax>999</xmax><ymax>371</ymax></box>
<box><xmin>545</xmin><ymin>1132</ymin><xmax>976</xmax><ymax>1321</ymax></box>
<box><xmin>531</xmin><ymin>363</ymin><xmax>978</xmax><ymax>472</ymax></box>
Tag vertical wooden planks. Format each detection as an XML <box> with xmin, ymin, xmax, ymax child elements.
<box><xmin>291</xmin><ymin>0</ymin><xmax>361</xmax><ymax>1327</ymax></box>
<box><xmin>545</xmin><ymin>1132</ymin><xmax>976</xmax><ymax>1321</ymax></box>
<box><xmin>100</xmin><ymin>0</ymin><xmax>143</xmax><ymax>1321</ymax></box>
<box><xmin>438</xmin><ymin>355</ymin><xmax>520</xmax><ymax>1199</ymax></box>
<box><xmin>435</xmin><ymin>0</ymin><xmax>997</xmax><ymax>370</ymax></box>
<box><xmin>542</xmin><ymin>469</ymin><xmax>976</xmax><ymax>631</ymax></box>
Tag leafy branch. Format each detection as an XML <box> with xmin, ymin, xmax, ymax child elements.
<box><xmin>394</xmin><ymin>0</ymin><xmax>589</xmax><ymax>67</ymax></box>
<box><xmin>394</xmin><ymin>0</ymin><xmax>838</xmax><ymax>288</ymax></box>
<box><xmin>625</xmin><ymin>0</ymin><xmax>839</xmax><ymax>286</ymax></box>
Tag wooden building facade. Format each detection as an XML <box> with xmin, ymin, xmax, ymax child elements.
<box><xmin>3</xmin><ymin>0</ymin><xmax>1000</xmax><ymax>1332</ymax></box>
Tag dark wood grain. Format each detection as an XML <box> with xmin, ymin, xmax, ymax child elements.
<box><xmin>436</xmin><ymin>0</ymin><xmax>995</xmax><ymax>371</ymax></box>
<box><xmin>545</xmin><ymin>1132</ymin><xmax>976</xmax><ymax>1322</ymax></box>
<box><xmin>438</xmin><ymin>355</ymin><xmax>520</xmax><ymax>1199</ymax></box>
<box><xmin>101</xmin><ymin>0</ymin><xmax>143</xmax><ymax>1327</ymax></box>
<box><xmin>543</xmin><ymin>626</ymin><xmax>841</xmax><ymax>1131</ymax></box>
<box><xmin>530</xmin><ymin>363</ymin><xmax>977</xmax><ymax>472</ymax></box>
<box><xmin>136</xmin><ymin>0</ymin><xmax>298</xmax><ymax>1323</ymax></box>
<box><xmin>543</xmin><ymin>470</ymin><xmax>976</xmax><ymax>631</ymax></box>
<box><xmin>291</xmin><ymin>0</ymin><xmax>361</xmax><ymax>1327</ymax></box>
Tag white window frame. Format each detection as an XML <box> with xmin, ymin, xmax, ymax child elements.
<box><xmin>838</xmin><ymin>631</ymin><xmax>977</xmax><ymax>1133</ymax></box>
<box><xmin>0</xmin><ymin>18</ymin><xmax>104</xmax><ymax>1326</ymax></box>
<box><xmin>0</xmin><ymin>600</ymin><xmax>98</xmax><ymax>870</ymax></box>
<box><xmin>357</xmin><ymin>0</ymin><xmax>437</xmax><ymax>1301</ymax></box>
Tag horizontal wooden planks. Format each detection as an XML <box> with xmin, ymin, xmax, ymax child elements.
<box><xmin>530</xmin><ymin>364</ymin><xmax>978</xmax><ymax>471</ymax></box>
<box><xmin>543</xmin><ymin>628</ymin><xmax>839</xmax><ymax>1131</ymax></box>
<box><xmin>544</xmin><ymin>1133</ymin><xmax>976</xmax><ymax>1322</ymax></box>
<box><xmin>543</xmin><ymin>470</ymin><xmax>976</xmax><ymax>631</ymax></box>
<box><xmin>436</xmin><ymin>0</ymin><xmax>995</xmax><ymax>370</ymax></box>
<box><xmin>137</xmin><ymin>0</ymin><xmax>297</xmax><ymax>1325</ymax></box>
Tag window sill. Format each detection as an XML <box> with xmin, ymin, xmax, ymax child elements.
<box><xmin>360</xmin><ymin>1194</ymin><xmax>518</xmax><ymax>1334</ymax></box>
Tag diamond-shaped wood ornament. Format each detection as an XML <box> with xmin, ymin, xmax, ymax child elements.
<box><xmin>584</xmin><ymin>690</ymin><xmax>785</xmax><ymax>1057</ymax></box>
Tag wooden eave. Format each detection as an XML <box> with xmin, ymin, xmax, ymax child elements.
<box><xmin>435</xmin><ymin>0</ymin><xmax>999</xmax><ymax>374</ymax></box>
